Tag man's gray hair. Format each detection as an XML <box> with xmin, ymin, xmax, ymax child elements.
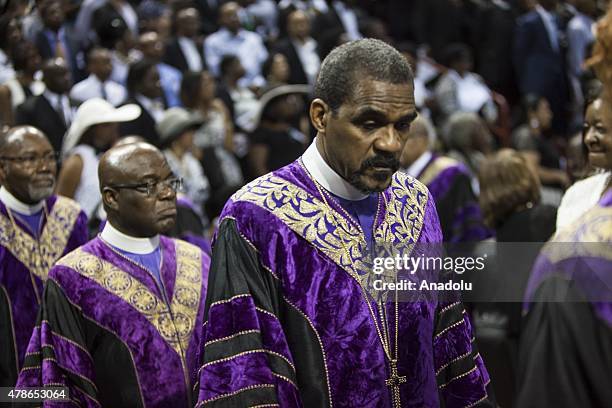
<box><xmin>443</xmin><ymin>112</ymin><xmax>482</xmax><ymax>151</ymax></box>
<box><xmin>314</xmin><ymin>38</ymin><xmax>414</xmax><ymax>113</ymax></box>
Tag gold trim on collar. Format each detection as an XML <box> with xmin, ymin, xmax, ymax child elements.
<box><xmin>0</xmin><ymin>197</ymin><xmax>81</xmax><ymax>282</ymax></box>
<box><xmin>230</xmin><ymin>172</ymin><xmax>429</xmax><ymax>288</ymax></box>
<box><xmin>419</xmin><ymin>156</ymin><xmax>461</xmax><ymax>186</ymax></box>
<box><xmin>56</xmin><ymin>240</ymin><xmax>203</xmax><ymax>357</ymax></box>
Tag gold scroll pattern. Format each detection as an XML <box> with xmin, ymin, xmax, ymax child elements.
<box><xmin>230</xmin><ymin>172</ymin><xmax>429</xmax><ymax>291</ymax></box>
<box><xmin>0</xmin><ymin>197</ymin><xmax>81</xmax><ymax>281</ymax></box>
<box><xmin>56</xmin><ymin>240</ymin><xmax>203</xmax><ymax>357</ymax></box>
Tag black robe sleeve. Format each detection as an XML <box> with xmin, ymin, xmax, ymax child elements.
<box><xmin>516</xmin><ymin>276</ymin><xmax>612</xmax><ymax>407</ymax></box>
<box><xmin>17</xmin><ymin>278</ymin><xmax>142</xmax><ymax>407</ymax></box>
<box><xmin>195</xmin><ymin>218</ymin><xmax>303</xmax><ymax>407</ymax></box>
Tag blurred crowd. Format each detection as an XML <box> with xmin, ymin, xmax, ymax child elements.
<box><xmin>0</xmin><ymin>0</ymin><xmax>609</xmax><ymax>239</ymax></box>
<box><xmin>1</xmin><ymin>0</ymin><xmax>612</xmax><ymax>406</ymax></box>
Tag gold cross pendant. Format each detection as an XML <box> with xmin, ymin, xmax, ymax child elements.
<box><xmin>385</xmin><ymin>359</ymin><xmax>407</xmax><ymax>407</ymax></box>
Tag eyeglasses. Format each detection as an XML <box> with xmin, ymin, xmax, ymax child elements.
<box><xmin>0</xmin><ymin>152</ymin><xmax>59</xmax><ymax>167</ymax></box>
<box><xmin>109</xmin><ymin>177</ymin><xmax>183</xmax><ymax>197</ymax></box>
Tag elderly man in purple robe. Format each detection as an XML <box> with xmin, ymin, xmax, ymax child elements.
<box><xmin>0</xmin><ymin>126</ymin><xmax>88</xmax><ymax>388</ymax></box>
<box><xmin>400</xmin><ymin>115</ymin><xmax>491</xmax><ymax>243</ymax></box>
<box><xmin>195</xmin><ymin>39</ymin><xmax>494</xmax><ymax>407</ymax></box>
<box><xmin>17</xmin><ymin>142</ymin><xmax>211</xmax><ymax>407</ymax></box>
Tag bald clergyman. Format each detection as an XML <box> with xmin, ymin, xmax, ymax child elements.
<box><xmin>0</xmin><ymin>126</ymin><xmax>88</xmax><ymax>387</ymax></box>
<box><xmin>18</xmin><ymin>142</ymin><xmax>210</xmax><ymax>407</ymax></box>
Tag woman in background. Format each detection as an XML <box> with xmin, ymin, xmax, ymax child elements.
<box><xmin>0</xmin><ymin>42</ymin><xmax>44</xmax><ymax>126</ymax></box>
<box><xmin>56</xmin><ymin>98</ymin><xmax>140</xmax><ymax>222</ymax></box>
<box><xmin>556</xmin><ymin>91</ymin><xmax>612</xmax><ymax>230</ymax></box>
<box><xmin>512</xmin><ymin>94</ymin><xmax>570</xmax><ymax>205</ymax></box>
<box><xmin>516</xmin><ymin>8</ymin><xmax>612</xmax><ymax>405</ymax></box>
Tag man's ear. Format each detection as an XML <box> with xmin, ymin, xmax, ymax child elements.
<box><xmin>102</xmin><ymin>187</ymin><xmax>119</xmax><ymax>212</ymax></box>
<box><xmin>309</xmin><ymin>98</ymin><xmax>329</xmax><ymax>134</ymax></box>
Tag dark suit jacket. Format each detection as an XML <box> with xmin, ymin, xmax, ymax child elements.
<box><xmin>513</xmin><ymin>10</ymin><xmax>566</xmax><ymax>96</ymax></box>
<box><xmin>513</xmin><ymin>10</ymin><xmax>569</xmax><ymax>132</ymax></box>
<box><xmin>164</xmin><ymin>37</ymin><xmax>206</xmax><ymax>73</ymax></box>
<box><xmin>15</xmin><ymin>94</ymin><xmax>77</xmax><ymax>153</ymax></box>
<box><xmin>119</xmin><ymin>96</ymin><xmax>161</xmax><ymax>146</ymax></box>
<box><xmin>34</xmin><ymin>26</ymin><xmax>84</xmax><ymax>82</ymax></box>
<box><xmin>273</xmin><ymin>38</ymin><xmax>308</xmax><ymax>85</ymax></box>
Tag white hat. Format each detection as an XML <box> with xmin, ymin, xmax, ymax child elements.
<box><xmin>62</xmin><ymin>98</ymin><xmax>141</xmax><ymax>156</ymax></box>
<box><xmin>252</xmin><ymin>84</ymin><xmax>311</xmax><ymax>128</ymax></box>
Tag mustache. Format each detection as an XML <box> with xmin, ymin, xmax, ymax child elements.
<box><xmin>359</xmin><ymin>154</ymin><xmax>400</xmax><ymax>172</ymax></box>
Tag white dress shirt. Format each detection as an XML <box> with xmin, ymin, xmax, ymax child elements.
<box><xmin>43</xmin><ymin>89</ymin><xmax>74</xmax><ymax>126</ymax></box>
<box><xmin>178</xmin><ymin>37</ymin><xmax>203</xmax><ymax>71</ymax></box>
<box><xmin>204</xmin><ymin>28</ymin><xmax>269</xmax><ymax>87</ymax></box>
<box><xmin>332</xmin><ymin>1</ymin><xmax>361</xmax><ymax>41</ymax></box>
<box><xmin>301</xmin><ymin>139</ymin><xmax>368</xmax><ymax>200</ymax></box>
<box><xmin>70</xmin><ymin>74</ymin><xmax>127</xmax><ymax>106</ymax></box>
<box><xmin>136</xmin><ymin>94</ymin><xmax>165</xmax><ymax>123</ymax></box>
<box><xmin>292</xmin><ymin>38</ymin><xmax>320</xmax><ymax>84</ymax></box>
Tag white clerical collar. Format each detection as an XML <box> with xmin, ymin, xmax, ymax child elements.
<box><xmin>101</xmin><ymin>222</ymin><xmax>160</xmax><ymax>254</ymax></box>
<box><xmin>405</xmin><ymin>151</ymin><xmax>432</xmax><ymax>178</ymax></box>
<box><xmin>0</xmin><ymin>186</ymin><xmax>44</xmax><ymax>215</ymax></box>
<box><xmin>301</xmin><ymin>139</ymin><xmax>369</xmax><ymax>200</ymax></box>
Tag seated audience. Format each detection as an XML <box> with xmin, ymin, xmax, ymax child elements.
<box><xmin>204</xmin><ymin>1</ymin><xmax>269</xmax><ymax>88</ymax></box>
<box><xmin>0</xmin><ymin>42</ymin><xmax>44</xmax><ymax>126</ymax></box>
<box><xmin>56</xmin><ymin>98</ymin><xmax>141</xmax><ymax>221</ymax></box>
<box><xmin>512</xmin><ymin>94</ymin><xmax>570</xmax><ymax>205</ymax></box>
<box><xmin>249</xmin><ymin>84</ymin><xmax>310</xmax><ymax>177</ymax></box>
<box><xmin>157</xmin><ymin>107</ymin><xmax>210</xmax><ymax>224</ymax></box>
<box><xmin>70</xmin><ymin>47</ymin><xmax>127</xmax><ymax>106</ymax></box>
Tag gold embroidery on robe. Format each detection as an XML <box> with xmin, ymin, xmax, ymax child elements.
<box><xmin>229</xmin><ymin>172</ymin><xmax>429</xmax><ymax>292</ymax></box>
<box><xmin>0</xmin><ymin>197</ymin><xmax>81</xmax><ymax>282</ymax></box>
<box><xmin>56</xmin><ymin>240</ymin><xmax>203</xmax><ymax>357</ymax></box>
<box><xmin>419</xmin><ymin>156</ymin><xmax>462</xmax><ymax>186</ymax></box>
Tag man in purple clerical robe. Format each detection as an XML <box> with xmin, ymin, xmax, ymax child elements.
<box><xmin>401</xmin><ymin>116</ymin><xmax>490</xmax><ymax>244</ymax></box>
<box><xmin>196</xmin><ymin>39</ymin><xmax>494</xmax><ymax>407</ymax></box>
<box><xmin>17</xmin><ymin>142</ymin><xmax>210</xmax><ymax>407</ymax></box>
<box><xmin>0</xmin><ymin>126</ymin><xmax>88</xmax><ymax>387</ymax></box>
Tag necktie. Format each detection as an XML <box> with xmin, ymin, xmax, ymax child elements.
<box><xmin>100</xmin><ymin>82</ymin><xmax>108</xmax><ymax>100</ymax></box>
<box><xmin>56</xmin><ymin>95</ymin><xmax>66</xmax><ymax>126</ymax></box>
<box><xmin>54</xmin><ymin>33</ymin><xmax>66</xmax><ymax>60</ymax></box>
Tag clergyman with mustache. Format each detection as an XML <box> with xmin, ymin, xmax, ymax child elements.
<box><xmin>0</xmin><ymin>126</ymin><xmax>88</xmax><ymax>387</ymax></box>
<box><xmin>195</xmin><ymin>39</ymin><xmax>495</xmax><ymax>407</ymax></box>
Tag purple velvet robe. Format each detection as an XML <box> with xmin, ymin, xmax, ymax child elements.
<box><xmin>517</xmin><ymin>189</ymin><xmax>612</xmax><ymax>407</ymax></box>
<box><xmin>17</xmin><ymin>236</ymin><xmax>211</xmax><ymax>407</ymax></box>
<box><xmin>415</xmin><ymin>155</ymin><xmax>491</xmax><ymax>243</ymax></box>
<box><xmin>0</xmin><ymin>195</ymin><xmax>87</xmax><ymax>387</ymax></box>
<box><xmin>196</xmin><ymin>160</ymin><xmax>494</xmax><ymax>407</ymax></box>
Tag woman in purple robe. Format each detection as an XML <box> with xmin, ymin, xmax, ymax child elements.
<box><xmin>517</xmin><ymin>18</ymin><xmax>612</xmax><ymax>402</ymax></box>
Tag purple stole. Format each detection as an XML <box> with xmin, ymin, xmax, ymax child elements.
<box><xmin>0</xmin><ymin>195</ymin><xmax>85</xmax><ymax>375</ymax></box>
<box><xmin>417</xmin><ymin>154</ymin><xmax>490</xmax><ymax>243</ymax></box>
<box><xmin>197</xmin><ymin>160</ymin><xmax>491</xmax><ymax>407</ymax></box>
<box><xmin>18</xmin><ymin>236</ymin><xmax>210</xmax><ymax>407</ymax></box>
